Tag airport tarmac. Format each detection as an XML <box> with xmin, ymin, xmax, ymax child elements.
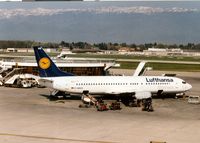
<box><xmin>0</xmin><ymin>71</ymin><xmax>200</xmax><ymax>143</ymax></box>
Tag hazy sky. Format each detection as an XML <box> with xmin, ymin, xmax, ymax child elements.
<box><xmin>0</xmin><ymin>1</ymin><xmax>200</xmax><ymax>44</ymax></box>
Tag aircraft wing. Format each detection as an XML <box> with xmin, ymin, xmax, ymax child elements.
<box><xmin>135</xmin><ymin>91</ymin><xmax>151</xmax><ymax>99</ymax></box>
<box><xmin>133</xmin><ymin>61</ymin><xmax>146</xmax><ymax>76</ymax></box>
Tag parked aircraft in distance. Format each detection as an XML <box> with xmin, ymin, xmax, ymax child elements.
<box><xmin>33</xmin><ymin>46</ymin><xmax>192</xmax><ymax>105</ymax></box>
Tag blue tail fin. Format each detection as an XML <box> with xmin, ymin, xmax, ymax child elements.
<box><xmin>33</xmin><ymin>46</ymin><xmax>74</xmax><ymax>77</ymax></box>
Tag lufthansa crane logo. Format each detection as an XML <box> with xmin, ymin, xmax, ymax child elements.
<box><xmin>39</xmin><ymin>57</ymin><xmax>50</xmax><ymax>69</ymax></box>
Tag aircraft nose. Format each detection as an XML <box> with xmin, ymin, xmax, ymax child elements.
<box><xmin>187</xmin><ymin>83</ymin><xmax>192</xmax><ymax>90</ymax></box>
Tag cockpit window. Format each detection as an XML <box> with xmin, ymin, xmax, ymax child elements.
<box><xmin>182</xmin><ymin>81</ymin><xmax>186</xmax><ymax>84</ymax></box>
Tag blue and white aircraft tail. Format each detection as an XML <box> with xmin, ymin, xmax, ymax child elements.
<box><xmin>33</xmin><ymin>46</ymin><xmax>74</xmax><ymax>77</ymax></box>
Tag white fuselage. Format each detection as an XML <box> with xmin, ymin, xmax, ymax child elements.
<box><xmin>39</xmin><ymin>76</ymin><xmax>192</xmax><ymax>95</ymax></box>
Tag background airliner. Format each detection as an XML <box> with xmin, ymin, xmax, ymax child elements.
<box><xmin>34</xmin><ymin>46</ymin><xmax>192</xmax><ymax>101</ymax></box>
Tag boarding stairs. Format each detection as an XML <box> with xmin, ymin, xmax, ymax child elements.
<box><xmin>1</xmin><ymin>68</ymin><xmax>40</xmax><ymax>87</ymax></box>
<box><xmin>2</xmin><ymin>68</ymin><xmax>24</xmax><ymax>84</ymax></box>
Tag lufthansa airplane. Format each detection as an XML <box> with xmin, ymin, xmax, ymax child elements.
<box><xmin>34</xmin><ymin>46</ymin><xmax>192</xmax><ymax>101</ymax></box>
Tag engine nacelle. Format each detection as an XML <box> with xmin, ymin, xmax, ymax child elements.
<box><xmin>135</xmin><ymin>92</ymin><xmax>151</xmax><ymax>99</ymax></box>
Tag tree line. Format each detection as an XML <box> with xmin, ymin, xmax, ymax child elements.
<box><xmin>0</xmin><ymin>40</ymin><xmax>58</xmax><ymax>49</ymax></box>
<box><xmin>0</xmin><ymin>40</ymin><xmax>200</xmax><ymax>51</ymax></box>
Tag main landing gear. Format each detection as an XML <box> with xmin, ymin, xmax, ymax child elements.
<box><xmin>120</xmin><ymin>95</ymin><xmax>154</xmax><ymax>112</ymax></box>
<box><xmin>142</xmin><ymin>98</ymin><xmax>154</xmax><ymax>112</ymax></box>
